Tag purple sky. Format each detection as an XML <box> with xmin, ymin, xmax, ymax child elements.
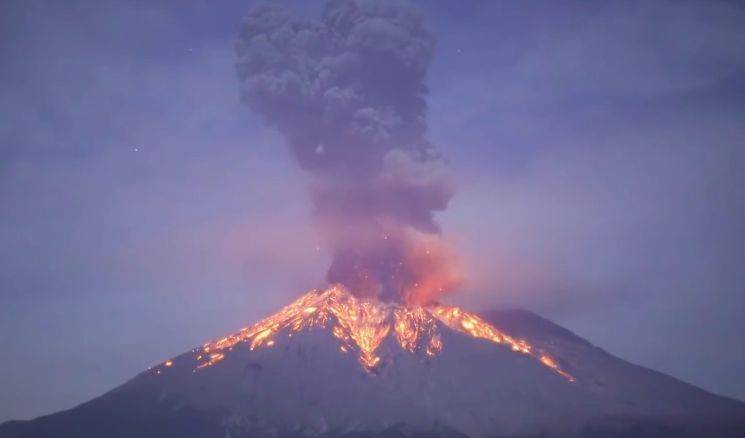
<box><xmin>1</xmin><ymin>0</ymin><xmax>744</xmax><ymax>422</ymax></box>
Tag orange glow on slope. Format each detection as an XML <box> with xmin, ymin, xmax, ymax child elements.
<box><xmin>160</xmin><ymin>286</ymin><xmax>572</xmax><ymax>381</ymax></box>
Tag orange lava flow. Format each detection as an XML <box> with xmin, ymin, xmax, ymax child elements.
<box><xmin>166</xmin><ymin>286</ymin><xmax>573</xmax><ymax>381</ymax></box>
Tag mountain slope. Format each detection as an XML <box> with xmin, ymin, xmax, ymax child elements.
<box><xmin>2</xmin><ymin>302</ymin><xmax>744</xmax><ymax>437</ymax></box>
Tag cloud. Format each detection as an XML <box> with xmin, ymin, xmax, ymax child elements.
<box><xmin>235</xmin><ymin>0</ymin><xmax>458</xmax><ymax>303</ymax></box>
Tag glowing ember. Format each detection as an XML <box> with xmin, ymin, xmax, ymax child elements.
<box><xmin>179</xmin><ymin>286</ymin><xmax>573</xmax><ymax>381</ymax></box>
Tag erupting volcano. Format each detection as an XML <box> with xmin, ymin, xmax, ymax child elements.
<box><xmin>4</xmin><ymin>286</ymin><xmax>745</xmax><ymax>437</ymax></box>
<box><xmin>187</xmin><ymin>286</ymin><xmax>573</xmax><ymax>381</ymax></box>
<box><xmin>3</xmin><ymin>1</ymin><xmax>743</xmax><ymax>437</ymax></box>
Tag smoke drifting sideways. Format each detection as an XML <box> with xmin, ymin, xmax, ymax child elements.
<box><xmin>236</xmin><ymin>0</ymin><xmax>460</xmax><ymax>304</ymax></box>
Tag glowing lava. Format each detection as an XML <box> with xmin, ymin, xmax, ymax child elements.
<box><xmin>165</xmin><ymin>286</ymin><xmax>573</xmax><ymax>381</ymax></box>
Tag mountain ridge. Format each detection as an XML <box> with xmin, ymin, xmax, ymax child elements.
<box><xmin>2</xmin><ymin>303</ymin><xmax>744</xmax><ymax>438</ymax></box>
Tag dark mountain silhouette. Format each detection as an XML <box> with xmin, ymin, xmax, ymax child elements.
<box><xmin>2</xmin><ymin>307</ymin><xmax>744</xmax><ymax>438</ymax></box>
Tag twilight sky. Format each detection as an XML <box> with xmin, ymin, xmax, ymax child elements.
<box><xmin>1</xmin><ymin>0</ymin><xmax>744</xmax><ymax>422</ymax></box>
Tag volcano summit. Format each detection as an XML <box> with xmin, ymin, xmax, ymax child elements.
<box><xmin>190</xmin><ymin>286</ymin><xmax>573</xmax><ymax>381</ymax></box>
<box><xmin>2</xmin><ymin>286</ymin><xmax>744</xmax><ymax>437</ymax></box>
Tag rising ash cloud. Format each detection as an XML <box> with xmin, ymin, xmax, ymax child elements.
<box><xmin>235</xmin><ymin>0</ymin><xmax>459</xmax><ymax>304</ymax></box>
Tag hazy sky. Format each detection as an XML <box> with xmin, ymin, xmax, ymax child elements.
<box><xmin>1</xmin><ymin>0</ymin><xmax>744</xmax><ymax>422</ymax></box>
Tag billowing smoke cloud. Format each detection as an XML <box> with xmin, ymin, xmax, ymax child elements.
<box><xmin>236</xmin><ymin>0</ymin><xmax>459</xmax><ymax>304</ymax></box>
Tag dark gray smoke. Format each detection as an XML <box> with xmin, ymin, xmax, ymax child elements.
<box><xmin>236</xmin><ymin>0</ymin><xmax>458</xmax><ymax>304</ymax></box>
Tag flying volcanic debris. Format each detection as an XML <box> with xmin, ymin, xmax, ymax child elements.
<box><xmin>236</xmin><ymin>0</ymin><xmax>459</xmax><ymax>304</ymax></box>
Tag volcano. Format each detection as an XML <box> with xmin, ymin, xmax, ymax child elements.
<box><xmin>2</xmin><ymin>287</ymin><xmax>743</xmax><ymax>438</ymax></box>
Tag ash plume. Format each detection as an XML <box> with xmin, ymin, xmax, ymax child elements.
<box><xmin>236</xmin><ymin>0</ymin><xmax>459</xmax><ymax>304</ymax></box>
